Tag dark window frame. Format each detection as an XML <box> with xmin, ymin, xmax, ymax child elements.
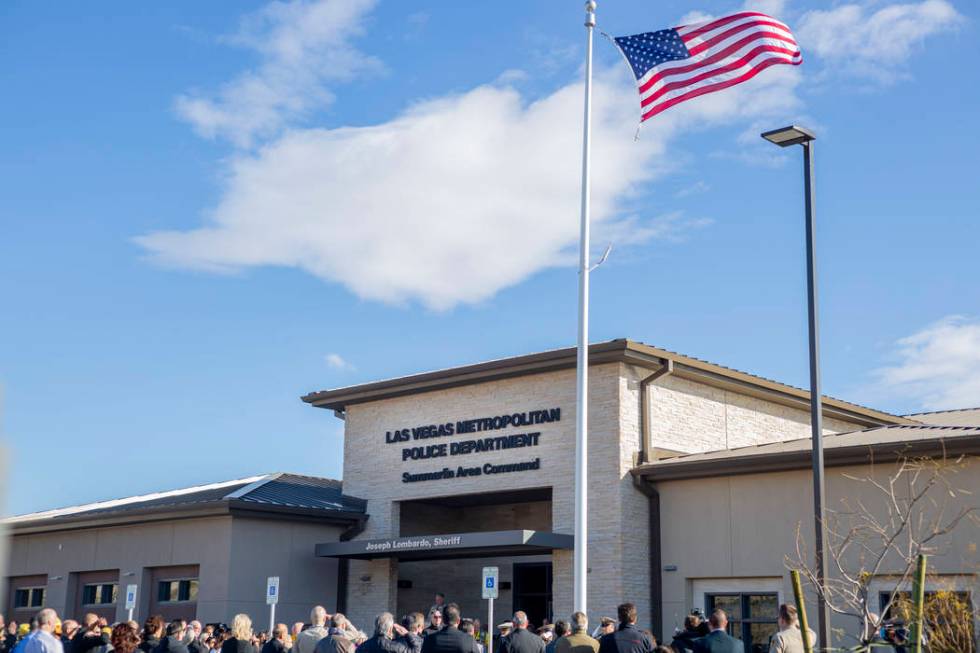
<box><xmin>82</xmin><ymin>583</ymin><xmax>118</xmax><ymax>606</ymax></box>
<box><xmin>14</xmin><ymin>586</ymin><xmax>46</xmax><ymax>609</ymax></box>
<box><xmin>157</xmin><ymin>578</ymin><xmax>199</xmax><ymax>604</ymax></box>
<box><xmin>705</xmin><ymin>592</ymin><xmax>779</xmax><ymax>653</ymax></box>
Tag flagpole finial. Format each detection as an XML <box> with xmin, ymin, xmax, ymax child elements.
<box><xmin>584</xmin><ymin>0</ymin><xmax>596</xmax><ymax>27</ymax></box>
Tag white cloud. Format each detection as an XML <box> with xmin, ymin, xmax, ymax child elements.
<box><xmin>674</xmin><ymin>181</ymin><xmax>710</xmax><ymax>199</ymax></box>
<box><xmin>138</xmin><ymin>62</ymin><xmax>802</xmax><ymax>310</ymax></box>
<box><xmin>141</xmin><ymin>0</ymin><xmax>810</xmax><ymax>310</ymax></box>
<box><xmin>796</xmin><ymin>0</ymin><xmax>963</xmax><ymax>82</ymax></box>
<box><xmin>873</xmin><ymin>316</ymin><xmax>980</xmax><ymax>411</ymax></box>
<box><xmin>679</xmin><ymin>0</ymin><xmax>787</xmax><ymax>28</ymax></box>
<box><xmin>325</xmin><ymin>353</ymin><xmax>354</xmax><ymax>370</ymax></box>
<box><xmin>742</xmin><ymin>0</ymin><xmax>788</xmax><ymax>16</ymax></box>
<box><xmin>678</xmin><ymin>10</ymin><xmax>716</xmax><ymax>26</ymax></box>
<box><xmin>175</xmin><ymin>0</ymin><xmax>380</xmax><ymax>147</ymax></box>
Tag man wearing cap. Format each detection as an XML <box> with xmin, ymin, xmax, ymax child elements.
<box><xmin>499</xmin><ymin>613</ymin><xmax>542</xmax><ymax>653</ymax></box>
<box><xmin>536</xmin><ymin>627</ymin><xmax>553</xmax><ymax>649</ymax></box>
<box><xmin>493</xmin><ymin>622</ymin><xmax>512</xmax><ymax>653</ymax></box>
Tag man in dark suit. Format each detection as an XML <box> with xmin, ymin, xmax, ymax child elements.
<box><xmin>597</xmin><ymin>604</ymin><xmax>654</xmax><ymax>653</ymax></box>
<box><xmin>691</xmin><ymin>611</ymin><xmax>742</xmax><ymax>653</ymax></box>
<box><xmin>421</xmin><ymin>606</ymin><xmax>481</xmax><ymax>653</ymax></box>
<box><xmin>499</xmin><ymin>612</ymin><xmax>544</xmax><ymax>653</ymax></box>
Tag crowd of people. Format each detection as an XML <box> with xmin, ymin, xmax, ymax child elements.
<box><xmin>0</xmin><ymin>595</ymin><xmax>824</xmax><ymax>653</ymax></box>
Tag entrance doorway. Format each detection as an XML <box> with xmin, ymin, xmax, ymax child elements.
<box><xmin>512</xmin><ymin>562</ymin><xmax>552</xmax><ymax>627</ymax></box>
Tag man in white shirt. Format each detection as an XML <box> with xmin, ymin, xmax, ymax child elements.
<box><xmin>295</xmin><ymin>607</ymin><xmax>331</xmax><ymax>653</ymax></box>
<box><xmin>21</xmin><ymin>610</ymin><xmax>63</xmax><ymax>653</ymax></box>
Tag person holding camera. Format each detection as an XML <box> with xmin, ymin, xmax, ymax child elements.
<box><xmin>669</xmin><ymin>614</ymin><xmax>704</xmax><ymax>653</ymax></box>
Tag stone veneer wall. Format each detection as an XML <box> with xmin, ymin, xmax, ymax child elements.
<box><xmin>341</xmin><ymin>363</ymin><xmax>630</xmax><ymax>629</ymax></box>
<box><xmin>645</xmin><ymin>374</ymin><xmax>863</xmax><ymax>454</ymax></box>
<box><xmin>338</xmin><ymin>361</ymin><xmax>873</xmax><ymax>631</ymax></box>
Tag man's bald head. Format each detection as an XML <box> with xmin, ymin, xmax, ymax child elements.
<box><xmin>709</xmin><ymin>609</ymin><xmax>728</xmax><ymax>631</ymax></box>
<box><xmin>311</xmin><ymin>606</ymin><xmax>327</xmax><ymax>627</ymax></box>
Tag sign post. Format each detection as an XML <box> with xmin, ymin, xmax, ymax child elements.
<box><xmin>125</xmin><ymin>584</ymin><xmax>138</xmax><ymax>622</ymax></box>
<box><xmin>266</xmin><ymin>576</ymin><xmax>280</xmax><ymax>633</ymax></box>
<box><xmin>482</xmin><ymin>567</ymin><xmax>499</xmax><ymax>653</ymax></box>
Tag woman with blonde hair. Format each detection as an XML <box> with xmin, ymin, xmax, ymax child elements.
<box><xmin>222</xmin><ymin>615</ymin><xmax>257</xmax><ymax>653</ymax></box>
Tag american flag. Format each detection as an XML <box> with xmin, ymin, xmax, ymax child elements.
<box><xmin>613</xmin><ymin>12</ymin><xmax>802</xmax><ymax>122</ymax></box>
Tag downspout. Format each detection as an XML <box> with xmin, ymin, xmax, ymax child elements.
<box><xmin>634</xmin><ymin>357</ymin><xmax>673</xmax><ymax>639</ymax></box>
<box><xmin>633</xmin><ymin>478</ymin><xmax>662</xmax><ymax>641</ymax></box>
<box><xmin>639</xmin><ymin>358</ymin><xmax>674</xmax><ymax>464</ymax></box>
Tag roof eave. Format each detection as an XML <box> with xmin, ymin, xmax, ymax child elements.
<box><xmin>302</xmin><ymin>339</ymin><xmax>629</xmax><ymax>410</ymax></box>
<box><xmin>302</xmin><ymin>339</ymin><xmax>909</xmax><ymax>427</ymax></box>
<box><xmin>7</xmin><ymin>499</ymin><xmax>366</xmax><ymax>535</ymax></box>
<box><xmin>631</xmin><ymin>434</ymin><xmax>980</xmax><ymax>482</ymax></box>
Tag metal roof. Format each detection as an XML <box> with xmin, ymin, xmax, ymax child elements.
<box><xmin>4</xmin><ymin>472</ymin><xmax>366</xmax><ymax>532</ymax></box>
<box><xmin>302</xmin><ymin>338</ymin><xmax>909</xmax><ymax>427</ymax></box>
<box><xmin>906</xmin><ymin>407</ymin><xmax>980</xmax><ymax>427</ymax></box>
<box><xmin>632</xmin><ymin>425</ymin><xmax>980</xmax><ymax>481</ymax></box>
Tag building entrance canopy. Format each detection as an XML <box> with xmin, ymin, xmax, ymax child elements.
<box><xmin>315</xmin><ymin>529</ymin><xmax>573</xmax><ymax>561</ymax></box>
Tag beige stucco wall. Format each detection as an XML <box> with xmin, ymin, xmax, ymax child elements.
<box><xmin>655</xmin><ymin>458</ymin><xmax>980</xmax><ymax>648</ymax></box>
<box><xmin>4</xmin><ymin>515</ymin><xmax>345</xmax><ymax>625</ymax></box>
<box><xmin>225</xmin><ymin>518</ymin><xmax>344</xmax><ymax>625</ymax></box>
<box><xmin>4</xmin><ymin>515</ymin><xmax>234</xmax><ymax>622</ymax></box>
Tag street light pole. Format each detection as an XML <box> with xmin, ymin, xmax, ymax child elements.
<box><xmin>761</xmin><ymin>125</ymin><xmax>831</xmax><ymax>650</ymax></box>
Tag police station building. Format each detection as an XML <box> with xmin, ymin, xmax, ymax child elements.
<box><xmin>6</xmin><ymin>339</ymin><xmax>979</xmax><ymax>651</ymax></box>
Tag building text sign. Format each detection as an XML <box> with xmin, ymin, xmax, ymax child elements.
<box><xmin>383</xmin><ymin>407</ymin><xmax>560</xmax><ymax>483</ymax></box>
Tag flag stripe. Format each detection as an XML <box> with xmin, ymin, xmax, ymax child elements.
<box><xmin>686</xmin><ymin>20</ymin><xmax>794</xmax><ymax>56</ymax></box>
<box><xmin>640</xmin><ymin>44</ymin><xmax>801</xmax><ymax>108</ymax></box>
<box><xmin>680</xmin><ymin>13</ymin><xmax>792</xmax><ymax>46</ymax></box>
<box><xmin>674</xmin><ymin>11</ymin><xmax>769</xmax><ymax>38</ymax></box>
<box><xmin>638</xmin><ymin>30</ymin><xmax>798</xmax><ymax>94</ymax></box>
<box><xmin>641</xmin><ymin>56</ymin><xmax>794</xmax><ymax>121</ymax></box>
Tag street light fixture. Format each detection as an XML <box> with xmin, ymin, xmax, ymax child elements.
<box><xmin>761</xmin><ymin>124</ymin><xmax>830</xmax><ymax>651</ymax></box>
<box><xmin>761</xmin><ymin>125</ymin><xmax>816</xmax><ymax>147</ymax></box>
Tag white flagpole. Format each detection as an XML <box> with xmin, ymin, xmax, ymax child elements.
<box><xmin>574</xmin><ymin>0</ymin><xmax>596</xmax><ymax>616</ymax></box>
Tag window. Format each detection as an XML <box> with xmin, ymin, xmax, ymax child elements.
<box><xmin>879</xmin><ymin>590</ymin><xmax>975</xmax><ymax>653</ymax></box>
<box><xmin>14</xmin><ymin>587</ymin><xmax>45</xmax><ymax>609</ymax></box>
<box><xmin>157</xmin><ymin>579</ymin><xmax>199</xmax><ymax>603</ymax></box>
<box><xmin>82</xmin><ymin>583</ymin><xmax>118</xmax><ymax>605</ymax></box>
<box><xmin>706</xmin><ymin>593</ymin><xmax>779</xmax><ymax>653</ymax></box>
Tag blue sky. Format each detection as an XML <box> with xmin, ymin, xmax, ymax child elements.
<box><xmin>1</xmin><ymin>0</ymin><xmax>978</xmax><ymax>515</ymax></box>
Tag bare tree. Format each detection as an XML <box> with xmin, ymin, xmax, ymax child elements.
<box><xmin>789</xmin><ymin>449</ymin><xmax>979</xmax><ymax>652</ymax></box>
<box><xmin>891</xmin><ymin>583</ymin><xmax>978</xmax><ymax>653</ymax></box>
